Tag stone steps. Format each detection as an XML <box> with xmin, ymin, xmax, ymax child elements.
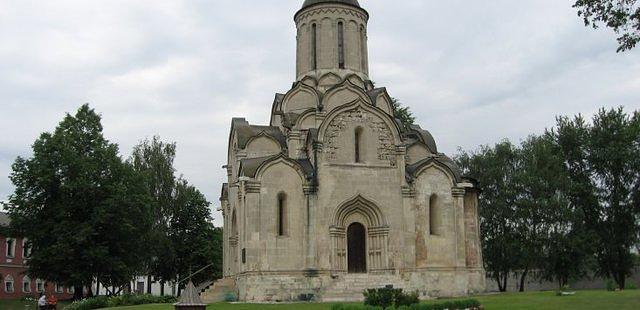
<box><xmin>200</xmin><ymin>277</ymin><xmax>236</xmax><ymax>303</ymax></box>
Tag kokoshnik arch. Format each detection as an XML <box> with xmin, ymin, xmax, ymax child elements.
<box><xmin>218</xmin><ymin>0</ymin><xmax>486</xmax><ymax>302</ymax></box>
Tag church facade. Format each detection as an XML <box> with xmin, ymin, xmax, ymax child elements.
<box><xmin>220</xmin><ymin>0</ymin><xmax>485</xmax><ymax>302</ymax></box>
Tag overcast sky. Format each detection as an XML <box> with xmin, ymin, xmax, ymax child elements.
<box><xmin>1</xmin><ymin>0</ymin><xmax>638</xmax><ymax>226</ymax></box>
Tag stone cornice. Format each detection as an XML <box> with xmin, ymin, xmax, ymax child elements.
<box><xmin>295</xmin><ymin>6</ymin><xmax>369</xmax><ymax>24</ymax></box>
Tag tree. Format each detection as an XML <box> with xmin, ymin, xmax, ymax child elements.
<box><xmin>457</xmin><ymin>141</ymin><xmax>522</xmax><ymax>292</ymax></box>
<box><xmin>7</xmin><ymin>104</ymin><xmax>152</xmax><ymax>299</ymax></box>
<box><xmin>391</xmin><ymin>97</ymin><xmax>415</xmax><ymax>129</ymax></box>
<box><xmin>170</xmin><ymin>180</ymin><xmax>219</xmax><ymax>292</ymax></box>
<box><xmin>587</xmin><ymin>108</ymin><xmax>640</xmax><ymax>289</ymax></box>
<box><xmin>130</xmin><ymin>136</ymin><xmax>178</xmax><ymax>295</ymax></box>
<box><xmin>573</xmin><ymin>0</ymin><xmax>640</xmax><ymax>52</ymax></box>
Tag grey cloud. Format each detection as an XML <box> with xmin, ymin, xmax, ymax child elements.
<box><xmin>1</xmin><ymin>0</ymin><xmax>638</xmax><ymax>225</ymax></box>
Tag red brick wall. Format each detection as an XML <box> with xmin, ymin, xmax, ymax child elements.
<box><xmin>0</xmin><ymin>236</ymin><xmax>74</xmax><ymax>300</ymax></box>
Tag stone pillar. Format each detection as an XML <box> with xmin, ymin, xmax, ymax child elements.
<box><xmin>452</xmin><ymin>188</ymin><xmax>467</xmax><ymax>268</ymax></box>
<box><xmin>304</xmin><ymin>186</ymin><xmax>318</xmax><ymax>269</ymax></box>
<box><xmin>243</xmin><ymin>181</ymin><xmax>261</xmax><ymax>271</ymax></box>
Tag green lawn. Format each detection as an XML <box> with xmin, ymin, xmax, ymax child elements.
<box><xmin>2</xmin><ymin>290</ymin><xmax>638</xmax><ymax>310</ymax></box>
<box><xmin>98</xmin><ymin>290</ymin><xmax>640</xmax><ymax>310</ymax></box>
<box><xmin>0</xmin><ymin>299</ymin><xmax>70</xmax><ymax>310</ymax></box>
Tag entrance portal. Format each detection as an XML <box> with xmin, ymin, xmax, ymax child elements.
<box><xmin>347</xmin><ymin>222</ymin><xmax>367</xmax><ymax>273</ymax></box>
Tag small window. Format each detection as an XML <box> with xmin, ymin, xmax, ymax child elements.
<box><xmin>6</xmin><ymin>238</ymin><xmax>16</xmax><ymax>258</ymax></box>
<box><xmin>277</xmin><ymin>193</ymin><xmax>287</xmax><ymax>236</ymax></box>
<box><xmin>55</xmin><ymin>283</ymin><xmax>63</xmax><ymax>293</ymax></box>
<box><xmin>5</xmin><ymin>275</ymin><xmax>14</xmax><ymax>293</ymax></box>
<box><xmin>22</xmin><ymin>239</ymin><xmax>31</xmax><ymax>259</ymax></box>
<box><xmin>22</xmin><ymin>276</ymin><xmax>31</xmax><ymax>293</ymax></box>
<box><xmin>429</xmin><ymin>194</ymin><xmax>441</xmax><ymax>236</ymax></box>
<box><xmin>36</xmin><ymin>279</ymin><xmax>44</xmax><ymax>293</ymax></box>
<box><xmin>355</xmin><ymin>127</ymin><xmax>363</xmax><ymax>163</ymax></box>
<box><xmin>338</xmin><ymin>22</ymin><xmax>345</xmax><ymax>69</ymax></box>
<box><xmin>360</xmin><ymin>25</ymin><xmax>367</xmax><ymax>71</ymax></box>
<box><xmin>68</xmin><ymin>286</ymin><xmax>75</xmax><ymax>294</ymax></box>
<box><xmin>312</xmin><ymin>23</ymin><xmax>318</xmax><ymax>70</ymax></box>
<box><xmin>241</xmin><ymin>248</ymin><xmax>247</xmax><ymax>264</ymax></box>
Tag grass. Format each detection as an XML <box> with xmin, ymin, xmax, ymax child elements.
<box><xmin>2</xmin><ymin>290</ymin><xmax>638</xmax><ymax>310</ymax></box>
<box><xmin>0</xmin><ymin>299</ymin><xmax>70</xmax><ymax>310</ymax></box>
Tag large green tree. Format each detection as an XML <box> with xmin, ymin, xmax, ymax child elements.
<box><xmin>171</xmin><ymin>180</ymin><xmax>220</xmax><ymax>292</ymax></box>
<box><xmin>457</xmin><ymin>141</ymin><xmax>522</xmax><ymax>292</ymax></box>
<box><xmin>7</xmin><ymin>104</ymin><xmax>152</xmax><ymax>299</ymax></box>
<box><xmin>130</xmin><ymin>136</ymin><xmax>178</xmax><ymax>294</ymax></box>
<box><xmin>576</xmin><ymin>108</ymin><xmax>639</xmax><ymax>289</ymax></box>
<box><xmin>574</xmin><ymin>0</ymin><xmax>640</xmax><ymax>52</ymax></box>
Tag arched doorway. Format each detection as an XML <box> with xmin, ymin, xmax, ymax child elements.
<box><xmin>347</xmin><ymin>222</ymin><xmax>367</xmax><ymax>273</ymax></box>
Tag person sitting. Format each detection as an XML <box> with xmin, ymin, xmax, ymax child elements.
<box><xmin>37</xmin><ymin>293</ymin><xmax>47</xmax><ymax>310</ymax></box>
<box><xmin>47</xmin><ymin>294</ymin><xmax>58</xmax><ymax>310</ymax></box>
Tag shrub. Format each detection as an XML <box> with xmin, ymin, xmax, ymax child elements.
<box><xmin>334</xmin><ymin>298</ymin><xmax>481</xmax><ymax>310</ymax></box>
<box><xmin>364</xmin><ymin>287</ymin><xmax>419</xmax><ymax>308</ymax></box>
<box><xmin>605</xmin><ymin>279</ymin><xmax>619</xmax><ymax>291</ymax></box>
<box><xmin>625</xmin><ymin>282</ymin><xmax>638</xmax><ymax>290</ymax></box>
<box><xmin>64</xmin><ymin>294</ymin><xmax>177</xmax><ymax>310</ymax></box>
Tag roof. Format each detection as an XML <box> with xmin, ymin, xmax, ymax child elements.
<box><xmin>231</xmin><ymin>118</ymin><xmax>287</xmax><ymax>150</ymax></box>
<box><xmin>407</xmin><ymin>124</ymin><xmax>438</xmax><ymax>154</ymax></box>
<box><xmin>302</xmin><ymin>0</ymin><xmax>360</xmax><ymax>9</ymax></box>
<box><xmin>405</xmin><ymin>156</ymin><xmax>463</xmax><ymax>184</ymax></box>
<box><xmin>239</xmin><ymin>155</ymin><xmax>314</xmax><ymax>180</ymax></box>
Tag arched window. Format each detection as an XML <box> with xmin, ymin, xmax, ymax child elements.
<box><xmin>311</xmin><ymin>23</ymin><xmax>318</xmax><ymax>70</ymax></box>
<box><xmin>4</xmin><ymin>275</ymin><xmax>14</xmax><ymax>293</ymax></box>
<box><xmin>22</xmin><ymin>276</ymin><xmax>31</xmax><ymax>293</ymax></box>
<box><xmin>6</xmin><ymin>238</ymin><xmax>15</xmax><ymax>258</ymax></box>
<box><xmin>338</xmin><ymin>22</ymin><xmax>345</xmax><ymax>69</ymax></box>
<box><xmin>277</xmin><ymin>193</ymin><xmax>287</xmax><ymax>236</ymax></box>
<box><xmin>355</xmin><ymin>127</ymin><xmax>363</xmax><ymax>163</ymax></box>
<box><xmin>22</xmin><ymin>239</ymin><xmax>31</xmax><ymax>259</ymax></box>
<box><xmin>36</xmin><ymin>279</ymin><xmax>44</xmax><ymax>293</ymax></box>
<box><xmin>429</xmin><ymin>194</ymin><xmax>441</xmax><ymax>236</ymax></box>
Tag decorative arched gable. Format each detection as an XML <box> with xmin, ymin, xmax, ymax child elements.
<box><xmin>294</xmin><ymin>108</ymin><xmax>317</xmax><ymax>130</ymax></box>
<box><xmin>282</xmin><ymin>82</ymin><xmax>321</xmax><ymax>114</ymax></box>
<box><xmin>254</xmin><ymin>154</ymin><xmax>311</xmax><ymax>185</ymax></box>
<box><xmin>373</xmin><ymin>89</ymin><xmax>394</xmax><ymax>116</ymax></box>
<box><xmin>321</xmin><ymin>79</ymin><xmax>372</xmax><ymax>113</ymax></box>
<box><xmin>331</xmin><ymin>195</ymin><xmax>387</xmax><ymax>228</ymax></box>
<box><xmin>245</xmin><ymin>132</ymin><xmax>282</xmax><ymax>157</ymax></box>
<box><xmin>345</xmin><ymin>73</ymin><xmax>365</xmax><ymax>89</ymax></box>
<box><xmin>410</xmin><ymin>158</ymin><xmax>462</xmax><ymax>187</ymax></box>
<box><xmin>318</xmin><ymin>72</ymin><xmax>342</xmax><ymax>88</ymax></box>
<box><xmin>318</xmin><ymin>98</ymin><xmax>402</xmax><ymax>166</ymax></box>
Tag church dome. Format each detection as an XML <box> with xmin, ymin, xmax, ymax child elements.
<box><xmin>301</xmin><ymin>0</ymin><xmax>361</xmax><ymax>9</ymax></box>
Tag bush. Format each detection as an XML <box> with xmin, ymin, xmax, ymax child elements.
<box><xmin>364</xmin><ymin>287</ymin><xmax>419</xmax><ymax>308</ymax></box>
<box><xmin>605</xmin><ymin>279</ymin><xmax>619</xmax><ymax>291</ymax></box>
<box><xmin>65</xmin><ymin>294</ymin><xmax>177</xmax><ymax>310</ymax></box>
<box><xmin>625</xmin><ymin>282</ymin><xmax>638</xmax><ymax>290</ymax></box>
<box><xmin>333</xmin><ymin>298</ymin><xmax>481</xmax><ymax>310</ymax></box>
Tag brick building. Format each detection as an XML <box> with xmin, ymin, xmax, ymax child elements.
<box><xmin>0</xmin><ymin>212</ymin><xmax>74</xmax><ymax>300</ymax></box>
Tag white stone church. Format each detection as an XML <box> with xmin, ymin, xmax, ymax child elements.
<box><xmin>215</xmin><ymin>0</ymin><xmax>485</xmax><ymax>302</ymax></box>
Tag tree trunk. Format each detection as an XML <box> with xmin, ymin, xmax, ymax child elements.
<box><xmin>147</xmin><ymin>275</ymin><xmax>152</xmax><ymax>294</ymax></box>
<box><xmin>73</xmin><ymin>285</ymin><xmax>84</xmax><ymax>301</ymax></box>
<box><xmin>96</xmin><ymin>281</ymin><xmax>100</xmax><ymax>296</ymax></box>
<box><xmin>519</xmin><ymin>268</ymin><xmax>529</xmax><ymax>292</ymax></box>
<box><xmin>617</xmin><ymin>272</ymin><xmax>626</xmax><ymax>290</ymax></box>
<box><xmin>160</xmin><ymin>281</ymin><xmax>165</xmax><ymax>296</ymax></box>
